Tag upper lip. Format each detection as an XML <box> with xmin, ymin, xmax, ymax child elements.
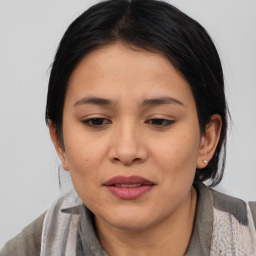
<box><xmin>104</xmin><ymin>175</ymin><xmax>154</xmax><ymax>186</ymax></box>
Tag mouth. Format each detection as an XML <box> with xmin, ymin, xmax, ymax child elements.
<box><xmin>104</xmin><ymin>175</ymin><xmax>155</xmax><ymax>200</ymax></box>
<box><xmin>114</xmin><ymin>183</ymin><xmax>143</xmax><ymax>188</ymax></box>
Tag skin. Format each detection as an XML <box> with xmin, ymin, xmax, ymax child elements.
<box><xmin>50</xmin><ymin>43</ymin><xmax>222</xmax><ymax>256</ymax></box>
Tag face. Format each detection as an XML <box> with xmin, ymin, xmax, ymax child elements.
<box><xmin>53</xmin><ymin>43</ymin><xmax>207</xmax><ymax>231</ymax></box>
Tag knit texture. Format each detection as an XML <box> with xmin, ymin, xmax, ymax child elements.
<box><xmin>210</xmin><ymin>207</ymin><xmax>256</xmax><ymax>256</ymax></box>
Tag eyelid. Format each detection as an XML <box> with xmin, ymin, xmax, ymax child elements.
<box><xmin>82</xmin><ymin>117</ymin><xmax>112</xmax><ymax>128</ymax></box>
<box><xmin>81</xmin><ymin>113</ymin><xmax>111</xmax><ymax>121</ymax></box>
<box><xmin>145</xmin><ymin>118</ymin><xmax>176</xmax><ymax>127</ymax></box>
<box><xmin>80</xmin><ymin>114</ymin><xmax>175</xmax><ymax>129</ymax></box>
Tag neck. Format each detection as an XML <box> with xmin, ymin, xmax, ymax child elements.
<box><xmin>95</xmin><ymin>187</ymin><xmax>197</xmax><ymax>256</ymax></box>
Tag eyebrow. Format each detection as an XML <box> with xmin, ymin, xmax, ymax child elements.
<box><xmin>73</xmin><ymin>96</ymin><xmax>184</xmax><ymax>107</ymax></box>
<box><xmin>74</xmin><ymin>97</ymin><xmax>112</xmax><ymax>107</ymax></box>
<box><xmin>140</xmin><ymin>97</ymin><xmax>184</xmax><ymax>107</ymax></box>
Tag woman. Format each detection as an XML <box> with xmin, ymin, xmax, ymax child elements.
<box><xmin>1</xmin><ymin>0</ymin><xmax>256</xmax><ymax>255</ymax></box>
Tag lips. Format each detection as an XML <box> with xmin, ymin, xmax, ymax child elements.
<box><xmin>104</xmin><ymin>175</ymin><xmax>154</xmax><ymax>200</ymax></box>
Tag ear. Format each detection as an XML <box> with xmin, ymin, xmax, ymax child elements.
<box><xmin>196</xmin><ymin>114</ymin><xmax>222</xmax><ymax>169</ymax></box>
<box><xmin>49</xmin><ymin>121</ymin><xmax>69</xmax><ymax>171</ymax></box>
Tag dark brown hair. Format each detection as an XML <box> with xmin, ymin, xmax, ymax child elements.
<box><xmin>46</xmin><ymin>0</ymin><xmax>228</xmax><ymax>186</ymax></box>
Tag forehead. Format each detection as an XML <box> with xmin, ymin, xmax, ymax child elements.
<box><xmin>66</xmin><ymin>43</ymin><xmax>194</xmax><ymax>106</ymax></box>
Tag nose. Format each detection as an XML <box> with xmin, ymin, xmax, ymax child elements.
<box><xmin>109</xmin><ymin>121</ymin><xmax>148</xmax><ymax>165</ymax></box>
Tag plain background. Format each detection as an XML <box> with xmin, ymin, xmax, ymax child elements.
<box><xmin>0</xmin><ymin>0</ymin><xmax>255</xmax><ymax>248</ymax></box>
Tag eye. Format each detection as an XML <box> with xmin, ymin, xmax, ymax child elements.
<box><xmin>146</xmin><ymin>118</ymin><xmax>175</xmax><ymax>127</ymax></box>
<box><xmin>82</xmin><ymin>118</ymin><xmax>111</xmax><ymax>127</ymax></box>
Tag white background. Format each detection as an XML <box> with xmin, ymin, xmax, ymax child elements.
<box><xmin>0</xmin><ymin>0</ymin><xmax>255</xmax><ymax>248</ymax></box>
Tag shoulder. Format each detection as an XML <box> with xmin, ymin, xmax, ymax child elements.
<box><xmin>209</xmin><ymin>188</ymin><xmax>249</xmax><ymax>225</ymax></box>
<box><xmin>208</xmin><ymin>187</ymin><xmax>256</xmax><ymax>255</ymax></box>
<box><xmin>0</xmin><ymin>212</ymin><xmax>46</xmax><ymax>256</ymax></box>
<box><xmin>0</xmin><ymin>190</ymin><xmax>82</xmax><ymax>256</ymax></box>
<box><xmin>209</xmin><ymin>188</ymin><xmax>256</xmax><ymax>226</ymax></box>
<box><xmin>249</xmin><ymin>201</ymin><xmax>256</xmax><ymax>228</ymax></box>
<box><xmin>194</xmin><ymin>182</ymin><xmax>250</xmax><ymax>222</ymax></box>
<box><xmin>193</xmin><ymin>182</ymin><xmax>256</xmax><ymax>254</ymax></box>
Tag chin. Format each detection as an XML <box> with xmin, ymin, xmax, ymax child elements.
<box><xmin>107</xmin><ymin>217</ymin><xmax>153</xmax><ymax>231</ymax></box>
<box><xmin>97</xmin><ymin>206</ymin><xmax>157</xmax><ymax>231</ymax></box>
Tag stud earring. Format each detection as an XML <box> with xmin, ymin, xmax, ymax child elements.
<box><xmin>203</xmin><ymin>160</ymin><xmax>208</xmax><ymax>164</ymax></box>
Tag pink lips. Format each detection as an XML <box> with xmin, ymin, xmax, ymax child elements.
<box><xmin>104</xmin><ymin>175</ymin><xmax>154</xmax><ymax>200</ymax></box>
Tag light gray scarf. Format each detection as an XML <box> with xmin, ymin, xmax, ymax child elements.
<box><xmin>40</xmin><ymin>186</ymin><xmax>256</xmax><ymax>256</ymax></box>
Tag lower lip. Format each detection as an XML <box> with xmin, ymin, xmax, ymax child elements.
<box><xmin>106</xmin><ymin>185</ymin><xmax>153</xmax><ymax>199</ymax></box>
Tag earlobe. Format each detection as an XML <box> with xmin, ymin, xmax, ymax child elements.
<box><xmin>49</xmin><ymin>121</ymin><xmax>69</xmax><ymax>171</ymax></box>
<box><xmin>196</xmin><ymin>114</ymin><xmax>222</xmax><ymax>169</ymax></box>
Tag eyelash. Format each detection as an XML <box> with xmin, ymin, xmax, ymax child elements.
<box><xmin>82</xmin><ymin>118</ymin><xmax>175</xmax><ymax>128</ymax></box>
<box><xmin>82</xmin><ymin>118</ymin><xmax>111</xmax><ymax>127</ymax></box>
<box><xmin>145</xmin><ymin>119</ymin><xmax>175</xmax><ymax>127</ymax></box>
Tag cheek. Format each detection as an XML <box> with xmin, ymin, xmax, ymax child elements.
<box><xmin>65</xmin><ymin>138</ymin><xmax>105</xmax><ymax>209</ymax></box>
<box><xmin>62</xmin><ymin>129</ymin><xmax>108</xmax><ymax>194</ymax></box>
<box><xmin>63</xmin><ymin>124</ymin><xmax>106</xmax><ymax>169</ymax></box>
<box><xmin>150</xmin><ymin>128</ymin><xmax>201</xmax><ymax>181</ymax></box>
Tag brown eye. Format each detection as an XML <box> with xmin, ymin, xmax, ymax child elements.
<box><xmin>82</xmin><ymin>118</ymin><xmax>111</xmax><ymax>127</ymax></box>
<box><xmin>146</xmin><ymin>119</ymin><xmax>175</xmax><ymax>127</ymax></box>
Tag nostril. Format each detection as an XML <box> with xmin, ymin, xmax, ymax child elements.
<box><xmin>113</xmin><ymin>157</ymin><xmax>141</xmax><ymax>165</ymax></box>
